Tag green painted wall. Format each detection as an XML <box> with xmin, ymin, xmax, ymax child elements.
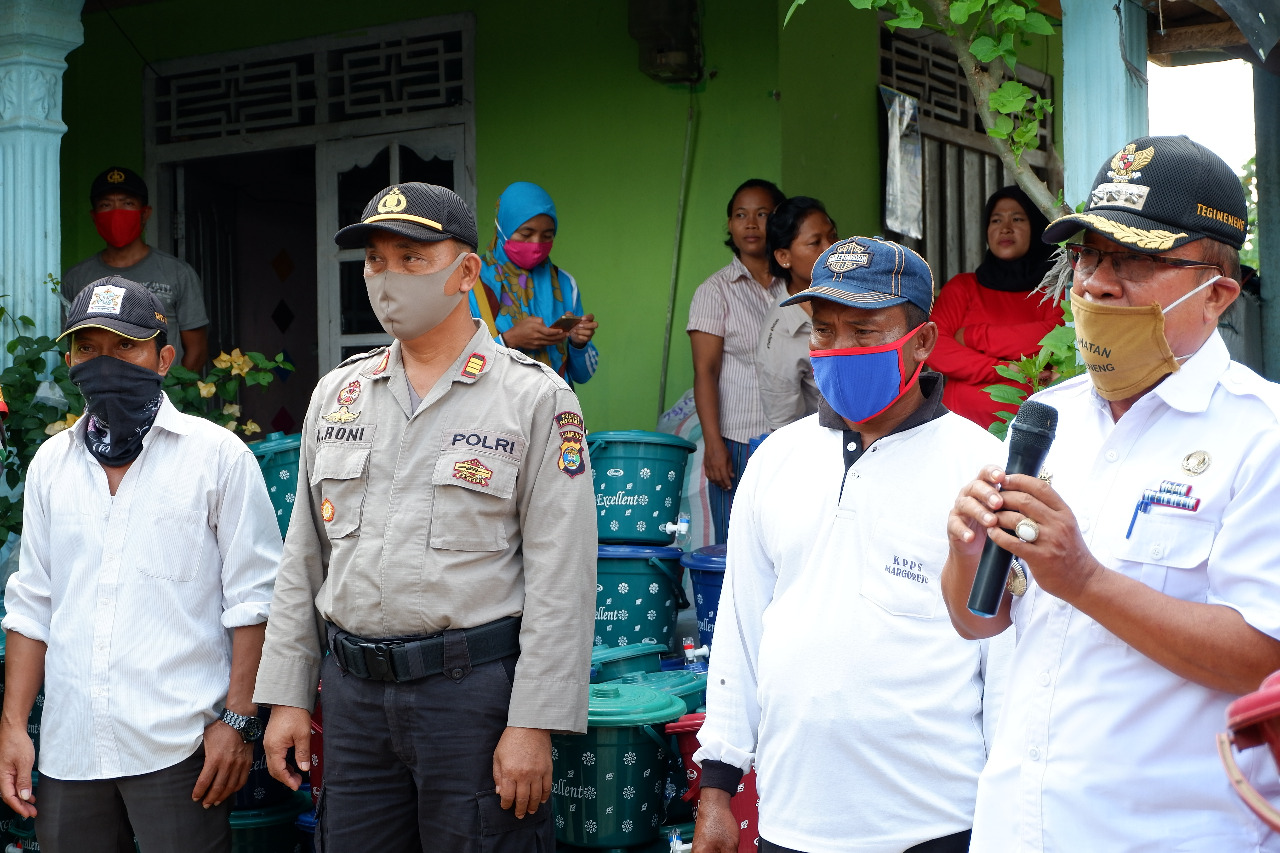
<box><xmin>61</xmin><ymin>0</ymin><xmax>787</xmax><ymax>431</ymax></box>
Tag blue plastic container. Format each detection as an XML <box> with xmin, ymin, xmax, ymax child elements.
<box><xmin>295</xmin><ymin>809</ymin><xmax>317</xmax><ymax>853</ymax></box>
<box><xmin>681</xmin><ymin>546</ymin><xmax>727</xmax><ymax>649</ymax></box>
<box><xmin>247</xmin><ymin>431</ymin><xmax>302</xmax><ymax>537</ymax></box>
<box><xmin>588</xmin><ymin>431</ymin><xmax>696</xmax><ymax>545</ymax></box>
<box><xmin>596</xmin><ymin>545</ymin><xmax>687</xmax><ymax>649</ymax></box>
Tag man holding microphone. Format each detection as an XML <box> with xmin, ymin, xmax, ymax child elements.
<box><xmin>943</xmin><ymin>136</ymin><xmax>1280</xmax><ymax>850</ymax></box>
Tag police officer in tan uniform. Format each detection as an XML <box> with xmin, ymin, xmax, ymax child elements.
<box><xmin>254</xmin><ymin>183</ymin><xmax>596</xmax><ymax>852</ymax></box>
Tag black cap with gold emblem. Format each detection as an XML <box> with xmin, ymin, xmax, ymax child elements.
<box><xmin>1042</xmin><ymin>135</ymin><xmax>1247</xmax><ymax>253</ymax></box>
<box><xmin>334</xmin><ymin>183</ymin><xmax>479</xmax><ymax>251</ymax></box>
<box><xmin>90</xmin><ymin>166</ymin><xmax>148</xmax><ymax>206</ymax></box>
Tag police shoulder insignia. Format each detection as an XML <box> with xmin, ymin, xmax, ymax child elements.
<box><xmin>1181</xmin><ymin>450</ymin><xmax>1211</xmax><ymax>476</ymax></box>
<box><xmin>372</xmin><ymin>350</ymin><xmax>391</xmax><ymax>375</ymax></box>
<box><xmin>462</xmin><ymin>353</ymin><xmax>486</xmax><ymax>378</ymax></box>
<box><xmin>337</xmin><ymin>380</ymin><xmax>361</xmax><ymax>406</ymax></box>
<box><xmin>322</xmin><ymin>405</ymin><xmax>360</xmax><ymax>424</ymax></box>
<box><xmin>453</xmin><ymin>458</ymin><xmax>494</xmax><ymax>486</ymax></box>
<box><xmin>320</xmin><ymin>498</ymin><xmax>335</xmax><ymax>523</ymax></box>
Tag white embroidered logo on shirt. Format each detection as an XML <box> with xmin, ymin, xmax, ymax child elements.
<box><xmin>87</xmin><ymin>285</ymin><xmax>127</xmax><ymax>315</ymax></box>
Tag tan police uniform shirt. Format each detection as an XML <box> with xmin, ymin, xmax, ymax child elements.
<box><xmin>255</xmin><ymin>322</ymin><xmax>596</xmax><ymax>732</ymax></box>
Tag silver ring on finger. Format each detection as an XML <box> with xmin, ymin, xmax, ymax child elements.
<box><xmin>1015</xmin><ymin>517</ymin><xmax>1040</xmax><ymax>543</ymax></box>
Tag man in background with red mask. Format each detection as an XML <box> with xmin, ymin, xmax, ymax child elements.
<box><xmin>693</xmin><ymin>237</ymin><xmax>1007</xmax><ymax>853</ymax></box>
<box><xmin>943</xmin><ymin>136</ymin><xmax>1280</xmax><ymax>850</ymax></box>
<box><xmin>62</xmin><ymin>166</ymin><xmax>210</xmax><ymax>372</ymax></box>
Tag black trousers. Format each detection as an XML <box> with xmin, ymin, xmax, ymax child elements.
<box><xmin>317</xmin><ymin>648</ymin><xmax>553</xmax><ymax>853</ymax></box>
<box><xmin>38</xmin><ymin>748</ymin><xmax>230</xmax><ymax>853</ymax></box>
<box><xmin>759</xmin><ymin>829</ymin><xmax>971</xmax><ymax>853</ymax></box>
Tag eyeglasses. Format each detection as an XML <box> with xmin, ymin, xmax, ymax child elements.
<box><xmin>1065</xmin><ymin>243</ymin><xmax>1222</xmax><ymax>284</ymax></box>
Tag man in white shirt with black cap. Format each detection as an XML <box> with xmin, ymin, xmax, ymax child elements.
<box><xmin>0</xmin><ymin>276</ymin><xmax>280</xmax><ymax>853</ymax></box>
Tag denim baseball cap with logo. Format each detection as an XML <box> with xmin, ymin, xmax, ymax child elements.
<box><xmin>58</xmin><ymin>276</ymin><xmax>167</xmax><ymax>342</ymax></box>
<box><xmin>1042</xmin><ymin>135</ymin><xmax>1247</xmax><ymax>253</ymax></box>
<box><xmin>334</xmin><ymin>182</ymin><xmax>479</xmax><ymax>251</ymax></box>
<box><xmin>780</xmin><ymin>236</ymin><xmax>934</xmax><ymax>314</ymax></box>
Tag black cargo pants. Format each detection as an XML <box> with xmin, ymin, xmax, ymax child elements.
<box><xmin>315</xmin><ymin>643</ymin><xmax>553</xmax><ymax>853</ymax></box>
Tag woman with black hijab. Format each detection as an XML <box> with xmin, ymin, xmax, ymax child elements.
<box><xmin>927</xmin><ymin>185</ymin><xmax>1064</xmax><ymax>428</ymax></box>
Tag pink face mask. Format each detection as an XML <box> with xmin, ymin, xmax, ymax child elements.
<box><xmin>504</xmin><ymin>239</ymin><xmax>553</xmax><ymax>270</ymax></box>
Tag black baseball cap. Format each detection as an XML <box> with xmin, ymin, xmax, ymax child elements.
<box><xmin>58</xmin><ymin>276</ymin><xmax>167</xmax><ymax>342</ymax></box>
<box><xmin>90</xmin><ymin>166</ymin><xmax>149</xmax><ymax>206</ymax></box>
<box><xmin>334</xmin><ymin>183</ymin><xmax>479</xmax><ymax>251</ymax></box>
<box><xmin>1043</xmin><ymin>135</ymin><xmax>1247</xmax><ymax>253</ymax></box>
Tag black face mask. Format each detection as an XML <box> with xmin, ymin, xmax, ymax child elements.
<box><xmin>69</xmin><ymin>355</ymin><xmax>165</xmax><ymax>467</ymax></box>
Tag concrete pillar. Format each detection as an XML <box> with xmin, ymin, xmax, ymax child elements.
<box><xmin>0</xmin><ymin>0</ymin><xmax>84</xmax><ymax>350</ymax></box>
<box><xmin>1255</xmin><ymin>66</ymin><xmax>1280</xmax><ymax>380</ymax></box>
<box><xmin>1060</xmin><ymin>0</ymin><xmax>1148</xmax><ymax>206</ymax></box>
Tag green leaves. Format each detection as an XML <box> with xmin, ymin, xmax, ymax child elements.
<box><xmin>950</xmin><ymin>0</ymin><xmax>987</xmax><ymax>25</ymax></box>
<box><xmin>886</xmin><ymin>0</ymin><xmax>924</xmax><ymax>30</ymax></box>
<box><xmin>984</xmin><ymin>299</ymin><xmax>1085</xmax><ymax>438</ymax></box>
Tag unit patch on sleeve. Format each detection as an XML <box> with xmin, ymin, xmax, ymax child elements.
<box><xmin>462</xmin><ymin>353</ymin><xmax>487</xmax><ymax>378</ymax></box>
<box><xmin>554</xmin><ymin>411</ymin><xmax>585</xmax><ymax>434</ymax></box>
<box><xmin>320</xmin><ymin>498</ymin><xmax>335</xmax><ymax>523</ymax></box>
<box><xmin>453</xmin><ymin>458</ymin><xmax>494</xmax><ymax>487</ymax></box>
<box><xmin>558</xmin><ymin>433</ymin><xmax>586</xmax><ymax>478</ymax></box>
<box><xmin>337</xmin><ymin>380</ymin><xmax>361</xmax><ymax>405</ymax></box>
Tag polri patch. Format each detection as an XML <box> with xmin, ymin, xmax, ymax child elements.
<box><xmin>320</xmin><ymin>498</ymin><xmax>335</xmax><ymax>523</ymax></box>
<box><xmin>453</xmin><ymin>458</ymin><xmax>494</xmax><ymax>486</ymax></box>
<box><xmin>338</xmin><ymin>380</ymin><xmax>361</xmax><ymax>405</ymax></box>
<box><xmin>444</xmin><ymin>429</ymin><xmax>525</xmax><ymax>461</ymax></box>
<box><xmin>462</xmin><ymin>353</ymin><xmax>486</xmax><ymax>378</ymax></box>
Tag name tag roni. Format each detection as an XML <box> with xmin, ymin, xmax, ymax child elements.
<box><xmin>316</xmin><ymin>424</ymin><xmax>376</xmax><ymax>444</ymax></box>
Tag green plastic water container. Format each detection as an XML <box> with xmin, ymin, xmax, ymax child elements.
<box><xmin>589</xmin><ymin>431</ymin><xmax>696</xmax><ymax>545</ymax></box>
<box><xmin>229</xmin><ymin>789</ymin><xmax>312</xmax><ymax>853</ymax></box>
<box><xmin>552</xmin><ymin>684</ymin><xmax>687</xmax><ymax>849</ymax></box>
<box><xmin>595</xmin><ymin>545</ymin><xmax>687</xmax><ymax>649</ymax></box>
<box><xmin>247</xmin><ymin>431</ymin><xmax>302</xmax><ymax>537</ymax></box>
<box><xmin>590</xmin><ymin>643</ymin><xmax>667</xmax><ymax>684</ymax></box>
<box><xmin>604</xmin><ymin>670</ymin><xmax>708</xmax><ymax>715</ymax></box>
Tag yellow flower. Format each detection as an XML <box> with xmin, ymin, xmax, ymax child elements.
<box><xmin>213</xmin><ymin>351</ymin><xmax>232</xmax><ymax>369</ymax></box>
<box><xmin>222</xmin><ymin>403</ymin><xmax>241</xmax><ymax>418</ymax></box>
<box><xmin>224</xmin><ymin>420</ymin><xmax>238</xmax><ymax>431</ymax></box>
<box><xmin>197</xmin><ymin>380</ymin><xmax>217</xmax><ymax>398</ymax></box>
<box><xmin>44</xmin><ymin>412</ymin><xmax>79</xmax><ymax>435</ymax></box>
<box><xmin>241</xmin><ymin>419</ymin><xmax>262</xmax><ymax>436</ymax></box>
<box><xmin>228</xmin><ymin>348</ymin><xmax>252</xmax><ymax>378</ymax></box>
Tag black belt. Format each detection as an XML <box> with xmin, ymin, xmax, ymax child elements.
<box><xmin>328</xmin><ymin>616</ymin><xmax>521</xmax><ymax>683</ymax></box>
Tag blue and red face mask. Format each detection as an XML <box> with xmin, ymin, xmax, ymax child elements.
<box><xmin>809</xmin><ymin>323</ymin><xmax>926</xmax><ymax>424</ymax></box>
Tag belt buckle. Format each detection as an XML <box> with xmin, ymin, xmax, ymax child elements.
<box><xmin>361</xmin><ymin>642</ymin><xmax>401</xmax><ymax>682</ymax></box>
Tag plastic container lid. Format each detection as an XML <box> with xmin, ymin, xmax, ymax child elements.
<box><xmin>587</xmin><ymin>683</ymin><xmax>688</xmax><ymax>727</ymax></box>
<box><xmin>1227</xmin><ymin>670</ymin><xmax>1280</xmax><ymax>745</ymax></box>
<box><xmin>591</xmin><ymin>644</ymin><xmax>668</xmax><ymax>667</ymax></box>
<box><xmin>598</xmin><ymin>544</ymin><xmax>684</xmax><ymax>561</ymax></box>
<box><xmin>248</xmin><ymin>431</ymin><xmax>302</xmax><ymax>457</ymax></box>
<box><xmin>680</xmin><ymin>544</ymin><xmax>727</xmax><ymax>571</ymax></box>
<box><xmin>664</xmin><ymin>712</ymin><xmax>706</xmax><ymax>735</ymax></box>
<box><xmin>229</xmin><ymin>790</ymin><xmax>312</xmax><ymax>828</ymax></box>
<box><xmin>586</xmin><ymin>430</ymin><xmax>696</xmax><ymax>452</ymax></box>
<box><xmin>606</xmin><ymin>670</ymin><xmax>707</xmax><ymax>696</ymax></box>
<box><xmin>296</xmin><ymin>809</ymin><xmax>317</xmax><ymax>831</ymax></box>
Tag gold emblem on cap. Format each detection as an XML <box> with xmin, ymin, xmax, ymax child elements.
<box><xmin>155</xmin><ymin>312</ymin><xmax>166</xmax><ymax>324</ymax></box>
<box><xmin>106</xmin><ymin>169</ymin><xmax>126</xmax><ymax>184</ymax></box>
<box><xmin>1181</xmin><ymin>450</ymin><xmax>1211</xmax><ymax>476</ymax></box>
<box><xmin>376</xmin><ymin>187</ymin><xmax>408</xmax><ymax>214</ymax></box>
<box><xmin>1107</xmin><ymin>143</ymin><xmax>1155</xmax><ymax>184</ymax></box>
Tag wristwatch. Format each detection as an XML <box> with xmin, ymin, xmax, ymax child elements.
<box><xmin>219</xmin><ymin>708</ymin><xmax>265</xmax><ymax>743</ymax></box>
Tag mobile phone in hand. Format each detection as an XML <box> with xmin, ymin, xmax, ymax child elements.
<box><xmin>550</xmin><ymin>315</ymin><xmax>582</xmax><ymax>332</ymax></box>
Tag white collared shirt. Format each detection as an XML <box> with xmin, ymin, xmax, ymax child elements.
<box><xmin>695</xmin><ymin>408</ymin><xmax>1006</xmax><ymax>852</ymax></box>
<box><xmin>755</xmin><ymin>301</ymin><xmax>819</xmax><ymax>430</ymax></box>
<box><xmin>3</xmin><ymin>394</ymin><xmax>280</xmax><ymax>781</ymax></box>
<box><xmin>972</xmin><ymin>332</ymin><xmax>1280</xmax><ymax>852</ymax></box>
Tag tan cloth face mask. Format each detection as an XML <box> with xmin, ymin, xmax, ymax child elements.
<box><xmin>1070</xmin><ymin>276</ymin><xmax>1218</xmax><ymax>401</ymax></box>
<box><xmin>364</xmin><ymin>254</ymin><xmax>467</xmax><ymax>341</ymax></box>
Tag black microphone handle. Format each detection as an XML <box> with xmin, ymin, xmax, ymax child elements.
<box><xmin>966</xmin><ymin>443</ymin><xmax>1051</xmax><ymax>617</ymax></box>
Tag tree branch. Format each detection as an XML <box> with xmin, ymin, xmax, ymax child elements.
<box><xmin>921</xmin><ymin>0</ymin><xmax>1072</xmax><ymax>220</ymax></box>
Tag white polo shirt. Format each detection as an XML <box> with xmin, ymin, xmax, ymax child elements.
<box><xmin>696</xmin><ymin>386</ymin><xmax>1006</xmax><ymax>853</ymax></box>
<box><xmin>972</xmin><ymin>332</ymin><xmax>1280</xmax><ymax>852</ymax></box>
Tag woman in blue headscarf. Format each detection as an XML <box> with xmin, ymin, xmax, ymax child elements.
<box><xmin>469</xmin><ymin>181</ymin><xmax>599</xmax><ymax>386</ymax></box>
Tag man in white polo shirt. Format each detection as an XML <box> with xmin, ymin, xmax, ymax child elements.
<box><xmin>694</xmin><ymin>238</ymin><xmax>1006</xmax><ymax>853</ymax></box>
<box><xmin>943</xmin><ymin>136</ymin><xmax>1280</xmax><ymax>850</ymax></box>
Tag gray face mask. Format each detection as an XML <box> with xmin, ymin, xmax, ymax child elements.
<box><xmin>364</xmin><ymin>253</ymin><xmax>467</xmax><ymax>341</ymax></box>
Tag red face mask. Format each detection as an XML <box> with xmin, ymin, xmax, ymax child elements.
<box><xmin>93</xmin><ymin>209</ymin><xmax>144</xmax><ymax>248</ymax></box>
<box><xmin>504</xmin><ymin>238</ymin><xmax>553</xmax><ymax>270</ymax></box>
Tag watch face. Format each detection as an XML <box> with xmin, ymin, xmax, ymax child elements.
<box><xmin>242</xmin><ymin>716</ymin><xmax>265</xmax><ymax>742</ymax></box>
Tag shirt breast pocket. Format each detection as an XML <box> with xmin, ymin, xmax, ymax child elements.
<box><xmin>134</xmin><ymin>508</ymin><xmax>207</xmax><ymax>581</ymax></box>
<box><xmin>430</xmin><ymin>452</ymin><xmax>518</xmax><ymax>552</ymax></box>
<box><xmin>310</xmin><ymin>445</ymin><xmax>370</xmax><ymax>540</ymax></box>
<box><xmin>858</xmin><ymin>522</ymin><xmax>945</xmax><ymax>619</ymax></box>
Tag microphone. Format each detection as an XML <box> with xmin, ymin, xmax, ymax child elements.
<box><xmin>967</xmin><ymin>400</ymin><xmax>1058</xmax><ymax>617</ymax></box>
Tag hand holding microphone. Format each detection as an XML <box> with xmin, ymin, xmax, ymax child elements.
<box><xmin>967</xmin><ymin>400</ymin><xmax>1058</xmax><ymax>617</ymax></box>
